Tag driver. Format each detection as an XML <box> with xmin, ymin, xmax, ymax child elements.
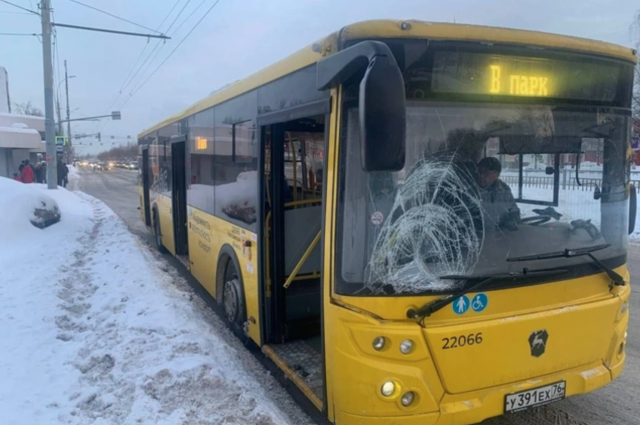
<box><xmin>477</xmin><ymin>157</ymin><xmax>520</xmax><ymax>230</ymax></box>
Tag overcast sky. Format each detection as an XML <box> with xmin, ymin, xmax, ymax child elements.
<box><xmin>1</xmin><ymin>0</ymin><xmax>638</xmax><ymax>155</ymax></box>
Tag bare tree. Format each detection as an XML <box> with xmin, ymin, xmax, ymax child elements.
<box><xmin>12</xmin><ymin>101</ymin><xmax>43</xmax><ymax>117</ymax></box>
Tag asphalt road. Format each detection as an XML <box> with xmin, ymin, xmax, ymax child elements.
<box><xmin>78</xmin><ymin>166</ymin><xmax>640</xmax><ymax>425</ymax></box>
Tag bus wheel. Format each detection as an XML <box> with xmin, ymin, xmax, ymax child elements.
<box><xmin>153</xmin><ymin>210</ymin><xmax>167</xmax><ymax>253</ymax></box>
<box><xmin>221</xmin><ymin>257</ymin><xmax>246</xmax><ymax>334</ymax></box>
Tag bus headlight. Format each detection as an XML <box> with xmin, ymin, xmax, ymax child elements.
<box><xmin>399</xmin><ymin>339</ymin><xmax>413</xmax><ymax>354</ymax></box>
<box><xmin>401</xmin><ymin>391</ymin><xmax>415</xmax><ymax>406</ymax></box>
<box><xmin>381</xmin><ymin>381</ymin><xmax>395</xmax><ymax>397</ymax></box>
<box><xmin>372</xmin><ymin>336</ymin><xmax>386</xmax><ymax>351</ymax></box>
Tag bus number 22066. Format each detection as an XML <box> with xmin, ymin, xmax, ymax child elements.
<box><xmin>442</xmin><ymin>333</ymin><xmax>483</xmax><ymax>349</ymax></box>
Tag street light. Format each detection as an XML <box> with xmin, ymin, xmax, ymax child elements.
<box><xmin>56</xmin><ymin>75</ymin><xmax>75</xmax><ymax>93</ymax></box>
<box><xmin>56</xmin><ymin>75</ymin><xmax>75</xmax><ymax>135</ymax></box>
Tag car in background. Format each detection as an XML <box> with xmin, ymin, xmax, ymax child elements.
<box><xmin>127</xmin><ymin>162</ymin><xmax>139</xmax><ymax>170</ymax></box>
<box><xmin>94</xmin><ymin>161</ymin><xmax>110</xmax><ymax>171</ymax></box>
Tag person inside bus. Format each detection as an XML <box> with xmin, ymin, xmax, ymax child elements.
<box><xmin>477</xmin><ymin>157</ymin><xmax>520</xmax><ymax>230</ymax></box>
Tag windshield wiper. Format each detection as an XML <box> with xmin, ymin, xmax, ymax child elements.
<box><xmin>406</xmin><ymin>268</ymin><xmax>568</xmax><ymax>319</ymax></box>
<box><xmin>506</xmin><ymin>244</ymin><xmax>625</xmax><ymax>286</ymax></box>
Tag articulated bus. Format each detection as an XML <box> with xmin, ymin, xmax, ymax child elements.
<box><xmin>138</xmin><ymin>20</ymin><xmax>636</xmax><ymax>425</ymax></box>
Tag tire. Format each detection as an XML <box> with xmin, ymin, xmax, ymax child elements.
<box><xmin>217</xmin><ymin>253</ymin><xmax>247</xmax><ymax>336</ymax></box>
<box><xmin>153</xmin><ymin>209</ymin><xmax>168</xmax><ymax>253</ymax></box>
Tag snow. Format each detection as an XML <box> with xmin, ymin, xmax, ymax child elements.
<box><xmin>0</xmin><ymin>125</ymin><xmax>40</xmax><ymax>135</ymax></box>
<box><xmin>0</xmin><ymin>184</ymin><xmax>307</xmax><ymax>425</ymax></box>
<box><xmin>0</xmin><ymin>177</ymin><xmax>60</xmax><ymax>238</ymax></box>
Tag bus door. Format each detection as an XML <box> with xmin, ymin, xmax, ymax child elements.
<box><xmin>259</xmin><ymin>99</ymin><xmax>329</xmax><ymax>410</ymax></box>
<box><xmin>141</xmin><ymin>146</ymin><xmax>151</xmax><ymax>227</ymax></box>
<box><xmin>170</xmin><ymin>136</ymin><xmax>189</xmax><ymax>259</ymax></box>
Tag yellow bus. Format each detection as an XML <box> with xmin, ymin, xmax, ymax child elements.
<box><xmin>138</xmin><ymin>20</ymin><xmax>636</xmax><ymax>425</ymax></box>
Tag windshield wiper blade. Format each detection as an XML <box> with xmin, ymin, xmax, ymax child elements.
<box><xmin>506</xmin><ymin>244</ymin><xmax>610</xmax><ymax>262</ymax></box>
<box><xmin>406</xmin><ymin>268</ymin><xmax>568</xmax><ymax>320</ymax></box>
<box><xmin>506</xmin><ymin>244</ymin><xmax>625</xmax><ymax>286</ymax></box>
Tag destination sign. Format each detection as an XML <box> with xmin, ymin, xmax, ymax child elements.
<box><xmin>430</xmin><ymin>51</ymin><xmax>621</xmax><ymax>102</ymax></box>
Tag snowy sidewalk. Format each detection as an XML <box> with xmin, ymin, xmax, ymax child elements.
<box><xmin>0</xmin><ymin>185</ymin><xmax>308</xmax><ymax>425</ymax></box>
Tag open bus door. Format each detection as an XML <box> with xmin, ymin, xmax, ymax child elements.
<box><xmin>259</xmin><ymin>99</ymin><xmax>329</xmax><ymax>411</ymax></box>
<box><xmin>170</xmin><ymin>136</ymin><xmax>189</xmax><ymax>260</ymax></box>
<box><xmin>141</xmin><ymin>146</ymin><xmax>151</xmax><ymax>227</ymax></box>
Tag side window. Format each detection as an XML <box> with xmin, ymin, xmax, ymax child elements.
<box><xmin>213</xmin><ymin>93</ymin><xmax>258</xmax><ymax>230</ymax></box>
<box><xmin>187</xmin><ymin>108</ymin><xmax>215</xmax><ymax>214</ymax></box>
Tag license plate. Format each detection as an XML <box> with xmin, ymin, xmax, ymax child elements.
<box><xmin>505</xmin><ymin>381</ymin><xmax>566</xmax><ymax>413</ymax></box>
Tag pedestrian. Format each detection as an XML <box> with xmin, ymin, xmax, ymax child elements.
<box><xmin>40</xmin><ymin>161</ymin><xmax>47</xmax><ymax>184</ymax></box>
<box><xmin>21</xmin><ymin>159</ymin><xmax>34</xmax><ymax>183</ymax></box>
<box><xmin>18</xmin><ymin>160</ymin><xmax>25</xmax><ymax>173</ymax></box>
<box><xmin>35</xmin><ymin>161</ymin><xmax>45</xmax><ymax>183</ymax></box>
<box><xmin>13</xmin><ymin>172</ymin><xmax>21</xmax><ymax>182</ymax></box>
<box><xmin>57</xmin><ymin>157</ymin><xmax>69</xmax><ymax>188</ymax></box>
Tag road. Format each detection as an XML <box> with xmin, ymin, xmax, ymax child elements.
<box><xmin>78</xmin><ymin>166</ymin><xmax>639</xmax><ymax>425</ymax></box>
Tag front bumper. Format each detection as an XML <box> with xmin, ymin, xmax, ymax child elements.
<box><xmin>334</xmin><ymin>359</ymin><xmax>623</xmax><ymax>425</ymax></box>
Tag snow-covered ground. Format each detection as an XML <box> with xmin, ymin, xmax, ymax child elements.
<box><xmin>0</xmin><ymin>177</ymin><xmax>309</xmax><ymax>425</ymax></box>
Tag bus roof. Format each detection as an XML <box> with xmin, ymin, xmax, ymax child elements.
<box><xmin>139</xmin><ymin>19</ymin><xmax>637</xmax><ymax>138</ymax></box>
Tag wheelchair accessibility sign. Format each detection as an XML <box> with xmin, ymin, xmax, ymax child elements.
<box><xmin>471</xmin><ymin>293</ymin><xmax>488</xmax><ymax>312</ymax></box>
<box><xmin>452</xmin><ymin>293</ymin><xmax>488</xmax><ymax>315</ymax></box>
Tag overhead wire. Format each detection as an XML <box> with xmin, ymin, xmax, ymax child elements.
<box><xmin>113</xmin><ymin>0</ymin><xmax>193</xmax><ymax>105</ymax></box>
<box><xmin>66</xmin><ymin>0</ymin><xmax>162</xmax><ymax>34</ymax></box>
<box><xmin>0</xmin><ymin>9</ymin><xmax>33</xmax><ymax>14</ymax></box>
<box><xmin>103</xmin><ymin>0</ymin><xmax>188</xmax><ymax>114</ymax></box>
<box><xmin>120</xmin><ymin>0</ymin><xmax>222</xmax><ymax>109</ymax></box>
<box><xmin>165</xmin><ymin>0</ymin><xmax>208</xmax><ymax>40</ymax></box>
<box><xmin>0</xmin><ymin>32</ymin><xmax>38</xmax><ymax>36</ymax></box>
<box><xmin>0</xmin><ymin>0</ymin><xmax>38</xmax><ymax>15</ymax></box>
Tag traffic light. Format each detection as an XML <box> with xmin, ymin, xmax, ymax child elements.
<box><xmin>97</xmin><ymin>132</ymin><xmax>101</xmax><ymax>142</ymax></box>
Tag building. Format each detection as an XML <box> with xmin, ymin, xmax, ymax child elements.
<box><xmin>0</xmin><ymin>67</ymin><xmax>46</xmax><ymax>178</ymax></box>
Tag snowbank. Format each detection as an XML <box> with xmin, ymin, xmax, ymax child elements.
<box><xmin>0</xmin><ymin>177</ymin><xmax>61</xmax><ymax>237</ymax></box>
<box><xmin>0</xmin><ymin>189</ymin><xmax>308</xmax><ymax>425</ymax></box>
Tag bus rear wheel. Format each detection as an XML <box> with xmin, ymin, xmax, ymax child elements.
<box><xmin>219</xmin><ymin>256</ymin><xmax>246</xmax><ymax>335</ymax></box>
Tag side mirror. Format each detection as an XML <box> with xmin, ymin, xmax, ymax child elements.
<box><xmin>359</xmin><ymin>56</ymin><xmax>406</xmax><ymax>171</ymax></box>
<box><xmin>545</xmin><ymin>166</ymin><xmax>555</xmax><ymax>175</ymax></box>
<box><xmin>316</xmin><ymin>40</ymin><xmax>406</xmax><ymax>172</ymax></box>
<box><xmin>629</xmin><ymin>183</ymin><xmax>636</xmax><ymax>235</ymax></box>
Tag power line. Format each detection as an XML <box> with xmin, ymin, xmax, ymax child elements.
<box><xmin>67</xmin><ymin>0</ymin><xmax>162</xmax><ymax>34</ymax></box>
<box><xmin>104</xmin><ymin>0</ymin><xmax>185</xmax><ymax>114</ymax></box>
<box><xmin>0</xmin><ymin>32</ymin><xmax>38</xmax><ymax>36</ymax></box>
<box><xmin>0</xmin><ymin>9</ymin><xmax>33</xmax><ymax>14</ymax></box>
<box><xmin>168</xmin><ymin>0</ymin><xmax>208</xmax><ymax>37</ymax></box>
<box><xmin>117</xmin><ymin>0</ymin><xmax>193</xmax><ymax>99</ymax></box>
<box><xmin>0</xmin><ymin>0</ymin><xmax>38</xmax><ymax>15</ymax></box>
<box><xmin>165</xmin><ymin>0</ymin><xmax>193</xmax><ymax>35</ymax></box>
<box><xmin>123</xmin><ymin>0</ymin><xmax>222</xmax><ymax>107</ymax></box>
<box><xmin>156</xmin><ymin>0</ymin><xmax>183</xmax><ymax>30</ymax></box>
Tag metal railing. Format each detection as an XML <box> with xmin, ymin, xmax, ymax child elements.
<box><xmin>501</xmin><ymin>170</ymin><xmax>640</xmax><ymax>192</ymax></box>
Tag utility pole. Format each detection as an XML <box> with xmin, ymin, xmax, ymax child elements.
<box><xmin>56</xmin><ymin>96</ymin><xmax>62</xmax><ymax>136</ymax></box>
<box><xmin>40</xmin><ymin>0</ymin><xmax>57</xmax><ymax>189</ymax></box>
<box><xmin>64</xmin><ymin>60</ymin><xmax>72</xmax><ymax>163</ymax></box>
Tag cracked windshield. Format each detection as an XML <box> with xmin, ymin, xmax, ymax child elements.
<box><xmin>340</xmin><ymin>103</ymin><xmax>630</xmax><ymax>295</ymax></box>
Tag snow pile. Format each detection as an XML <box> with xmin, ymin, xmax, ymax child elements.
<box><xmin>67</xmin><ymin>164</ymin><xmax>80</xmax><ymax>191</ymax></box>
<box><xmin>0</xmin><ymin>177</ymin><xmax>60</xmax><ymax>236</ymax></box>
<box><xmin>0</xmin><ymin>190</ymin><xmax>307</xmax><ymax>425</ymax></box>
